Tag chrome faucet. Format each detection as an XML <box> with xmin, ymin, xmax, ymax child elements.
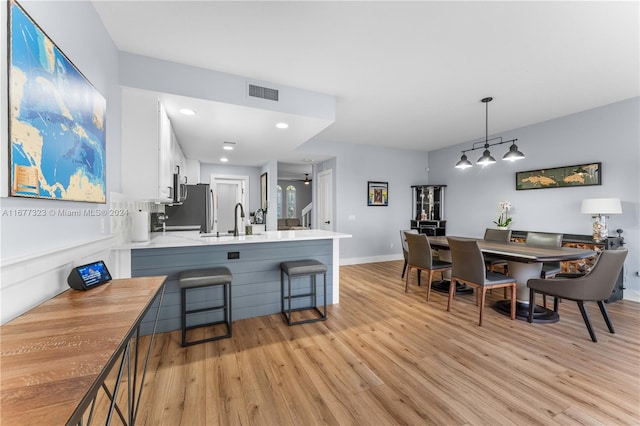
<box><xmin>233</xmin><ymin>202</ymin><xmax>245</xmax><ymax>236</ymax></box>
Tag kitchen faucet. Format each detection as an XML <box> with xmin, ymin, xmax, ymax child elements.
<box><xmin>233</xmin><ymin>202</ymin><xmax>245</xmax><ymax>236</ymax></box>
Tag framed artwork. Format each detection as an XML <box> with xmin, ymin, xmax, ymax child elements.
<box><xmin>260</xmin><ymin>172</ymin><xmax>268</xmax><ymax>211</ymax></box>
<box><xmin>367</xmin><ymin>181</ymin><xmax>388</xmax><ymax>206</ymax></box>
<box><xmin>516</xmin><ymin>162</ymin><xmax>601</xmax><ymax>190</ymax></box>
<box><xmin>8</xmin><ymin>0</ymin><xmax>107</xmax><ymax>203</ymax></box>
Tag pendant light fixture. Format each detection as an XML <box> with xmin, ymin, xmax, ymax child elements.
<box><xmin>455</xmin><ymin>97</ymin><xmax>525</xmax><ymax>169</ymax></box>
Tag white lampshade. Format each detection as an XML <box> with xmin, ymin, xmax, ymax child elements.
<box><xmin>581</xmin><ymin>198</ymin><xmax>622</xmax><ymax>214</ymax></box>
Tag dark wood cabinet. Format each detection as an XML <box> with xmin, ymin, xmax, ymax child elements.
<box><xmin>410</xmin><ymin>185</ymin><xmax>446</xmax><ymax>236</ymax></box>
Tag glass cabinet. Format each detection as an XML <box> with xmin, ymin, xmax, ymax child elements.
<box><xmin>410</xmin><ymin>185</ymin><xmax>446</xmax><ymax>236</ymax></box>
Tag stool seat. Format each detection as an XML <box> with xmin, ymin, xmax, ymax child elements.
<box><xmin>179</xmin><ymin>266</ymin><xmax>232</xmax><ymax>347</ymax></box>
<box><xmin>280</xmin><ymin>259</ymin><xmax>327</xmax><ymax>326</ymax></box>
<box><xmin>280</xmin><ymin>259</ymin><xmax>327</xmax><ymax>276</ymax></box>
<box><xmin>179</xmin><ymin>267</ymin><xmax>232</xmax><ymax>288</ymax></box>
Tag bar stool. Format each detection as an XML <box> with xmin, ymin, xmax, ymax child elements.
<box><xmin>280</xmin><ymin>259</ymin><xmax>327</xmax><ymax>325</ymax></box>
<box><xmin>179</xmin><ymin>267</ymin><xmax>232</xmax><ymax>347</ymax></box>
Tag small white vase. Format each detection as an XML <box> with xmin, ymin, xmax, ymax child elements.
<box><xmin>497</xmin><ymin>226</ymin><xmax>509</xmax><ymax>230</ymax></box>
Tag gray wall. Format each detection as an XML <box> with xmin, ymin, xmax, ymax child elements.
<box><xmin>277</xmin><ymin>180</ymin><xmax>312</xmax><ymax>219</ymax></box>
<box><xmin>295</xmin><ymin>139</ymin><xmax>431</xmax><ymax>263</ymax></box>
<box><xmin>428</xmin><ymin>97</ymin><xmax>640</xmax><ymax>300</ymax></box>
<box><xmin>1</xmin><ymin>1</ymin><xmax>121</xmax><ymax>259</ymax></box>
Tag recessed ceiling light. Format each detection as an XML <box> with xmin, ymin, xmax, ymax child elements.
<box><xmin>223</xmin><ymin>141</ymin><xmax>236</xmax><ymax>151</ymax></box>
<box><xmin>179</xmin><ymin>108</ymin><xmax>196</xmax><ymax>116</ymax></box>
<box><xmin>302</xmin><ymin>158</ymin><xmax>314</xmax><ymax>163</ymax></box>
<box><xmin>220</xmin><ymin>157</ymin><xmax>229</xmax><ymax>162</ymax></box>
<box><xmin>276</xmin><ymin>122</ymin><xmax>289</xmax><ymax>129</ymax></box>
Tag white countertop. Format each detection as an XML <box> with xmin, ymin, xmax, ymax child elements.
<box><xmin>119</xmin><ymin>229</ymin><xmax>351</xmax><ymax>250</ymax></box>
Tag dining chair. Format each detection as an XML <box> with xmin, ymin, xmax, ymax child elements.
<box><xmin>526</xmin><ymin>231</ymin><xmax>563</xmax><ymax>307</ymax></box>
<box><xmin>483</xmin><ymin>228</ymin><xmax>512</xmax><ymax>274</ymax></box>
<box><xmin>400</xmin><ymin>229</ymin><xmax>420</xmax><ymax>282</ymax></box>
<box><xmin>404</xmin><ymin>232</ymin><xmax>452</xmax><ymax>301</ymax></box>
<box><xmin>527</xmin><ymin>248</ymin><xmax>627</xmax><ymax>342</ymax></box>
<box><xmin>446</xmin><ymin>237</ymin><xmax>516</xmax><ymax>326</ymax></box>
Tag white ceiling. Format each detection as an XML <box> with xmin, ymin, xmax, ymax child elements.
<box><xmin>94</xmin><ymin>1</ymin><xmax>639</xmax><ymax>172</ymax></box>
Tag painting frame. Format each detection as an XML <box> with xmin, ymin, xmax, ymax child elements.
<box><xmin>367</xmin><ymin>181</ymin><xmax>388</xmax><ymax>206</ymax></box>
<box><xmin>8</xmin><ymin>0</ymin><xmax>107</xmax><ymax>203</ymax></box>
<box><xmin>260</xmin><ymin>172</ymin><xmax>268</xmax><ymax>212</ymax></box>
<box><xmin>515</xmin><ymin>162</ymin><xmax>601</xmax><ymax>191</ymax></box>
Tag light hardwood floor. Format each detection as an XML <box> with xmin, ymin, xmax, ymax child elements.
<box><xmin>98</xmin><ymin>261</ymin><xmax>640</xmax><ymax>425</ymax></box>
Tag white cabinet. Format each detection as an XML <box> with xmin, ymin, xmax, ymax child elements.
<box><xmin>121</xmin><ymin>88</ymin><xmax>174</xmax><ymax>202</ymax></box>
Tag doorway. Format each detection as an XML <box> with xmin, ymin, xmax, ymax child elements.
<box><xmin>211</xmin><ymin>175</ymin><xmax>248</xmax><ymax>234</ymax></box>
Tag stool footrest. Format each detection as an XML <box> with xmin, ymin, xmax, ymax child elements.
<box><xmin>185</xmin><ymin>304</ymin><xmax>227</xmax><ymax>315</ymax></box>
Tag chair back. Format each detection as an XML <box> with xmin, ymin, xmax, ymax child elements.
<box><xmin>579</xmin><ymin>249</ymin><xmax>628</xmax><ymax>300</ymax></box>
<box><xmin>484</xmin><ymin>228</ymin><xmax>512</xmax><ymax>242</ymax></box>
<box><xmin>447</xmin><ymin>237</ymin><xmax>486</xmax><ymax>284</ymax></box>
<box><xmin>405</xmin><ymin>232</ymin><xmax>435</xmax><ymax>269</ymax></box>
<box><xmin>525</xmin><ymin>232</ymin><xmax>563</xmax><ymax>247</ymax></box>
<box><xmin>400</xmin><ymin>229</ymin><xmax>417</xmax><ymax>260</ymax></box>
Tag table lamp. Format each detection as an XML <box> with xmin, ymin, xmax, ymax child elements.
<box><xmin>581</xmin><ymin>198</ymin><xmax>622</xmax><ymax>242</ymax></box>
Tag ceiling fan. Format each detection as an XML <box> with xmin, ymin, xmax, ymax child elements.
<box><xmin>297</xmin><ymin>173</ymin><xmax>312</xmax><ymax>185</ymax></box>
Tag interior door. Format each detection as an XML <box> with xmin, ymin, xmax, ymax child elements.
<box><xmin>317</xmin><ymin>169</ymin><xmax>333</xmax><ymax>231</ymax></box>
<box><xmin>211</xmin><ymin>176</ymin><xmax>247</xmax><ymax>234</ymax></box>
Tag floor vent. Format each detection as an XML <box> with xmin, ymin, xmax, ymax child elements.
<box><xmin>248</xmin><ymin>84</ymin><xmax>279</xmax><ymax>101</ymax></box>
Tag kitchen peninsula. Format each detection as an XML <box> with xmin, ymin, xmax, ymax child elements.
<box><xmin>115</xmin><ymin>230</ymin><xmax>350</xmax><ymax>334</ymax></box>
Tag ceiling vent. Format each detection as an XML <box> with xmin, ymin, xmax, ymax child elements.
<box><xmin>248</xmin><ymin>84</ymin><xmax>279</xmax><ymax>101</ymax></box>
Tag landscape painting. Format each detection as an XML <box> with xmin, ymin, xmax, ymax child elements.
<box><xmin>516</xmin><ymin>163</ymin><xmax>601</xmax><ymax>190</ymax></box>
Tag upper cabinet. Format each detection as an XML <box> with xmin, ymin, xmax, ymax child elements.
<box><xmin>121</xmin><ymin>88</ymin><xmax>185</xmax><ymax>202</ymax></box>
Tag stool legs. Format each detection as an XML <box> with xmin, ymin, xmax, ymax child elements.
<box><xmin>281</xmin><ymin>271</ymin><xmax>327</xmax><ymax>326</ymax></box>
<box><xmin>181</xmin><ymin>281</ymin><xmax>232</xmax><ymax>347</ymax></box>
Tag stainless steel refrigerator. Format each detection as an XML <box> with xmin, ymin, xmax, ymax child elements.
<box><xmin>164</xmin><ymin>184</ymin><xmax>213</xmax><ymax>233</ymax></box>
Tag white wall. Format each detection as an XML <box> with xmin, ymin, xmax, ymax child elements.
<box><xmin>428</xmin><ymin>97</ymin><xmax>640</xmax><ymax>301</ymax></box>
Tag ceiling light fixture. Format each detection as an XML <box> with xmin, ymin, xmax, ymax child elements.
<box><xmin>304</xmin><ymin>174</ymin><xmax>311</xmax><ymax>185</ymax></box>
<box><xmin>276</xmin><ymin>122</ymin><xmax>289</xmax><ymax>129</ymax></box>
<box><xmin>455</xmin><ymin>97</ymin><xmax>525</xmax><ymax>169</ymax></box>
<box><xmin>220</xmin><ymin>157</ymin><xmax>229</xmax><ymax>162</ymax></box>
<box><xmin>223</xmin><ymin>141</ymin><xmax>236</xmax><ymax>151</ymax></box>
<box><xmin>179</xmin><ymin>108</ymin><xmax>196</xmax><ymax>116</ymax></box>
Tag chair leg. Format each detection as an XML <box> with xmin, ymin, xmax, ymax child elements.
<box><xmin>447</xmin><ymin>279</ymin><xmax>456</xmax><ymax>312</ymax></box>
<box><xmin>426</xmin><ymin>270</ymin><xmax>434</xmax><ymax>302</ymax></box>
<box><xmin>553</xmin><ymin>297</ymin><xmax>559</xmax><ymax>313</ymax></box>
<box><xmin>401</xmin><ymin>260</ymin><xmax>407</xmax><ymax>278</ymax></box>
<box><xmin>510</xmin><ymin>285</ymin><xmax>516</xmax><ymax>320</ymax></box>
<box><xmin>597</xmin><ymin>300</ymin><xmax>615</xmax><ymax>334</ymax></box>
<box><xmin>478</xmin><ymin>287</ymin><xmax>487</xmax><ymax>326</ymax></box>
<box><xmin>405</xmin><ymin>266</ymin><xmax>411</xmax><ymax>292</ymax></box>
<box><xmin>543</xmin><ymin>295</ymin><xmax>547</xmax><ymax>309</ymax></box>
<box><xmin>528</xmin><ymin>288</ymin><xmax>536</xmax><ymax>323</ymax></box>
<box><xmin>417</xmin><ymin>270</ymin><xmax>421</xmax><ymax>286</ymax></box>
<box><xmin>577</xmin><ymin>301</ymin><xmax>597</xmax><ymax>342</ymax></box>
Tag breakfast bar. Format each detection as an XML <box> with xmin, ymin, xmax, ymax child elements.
<box><xmin>115</xmin><ymin>230</ymin><xmax>350</xmax><ymax>334</ymax></box>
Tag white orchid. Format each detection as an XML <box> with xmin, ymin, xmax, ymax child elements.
<box><xmin>494</xmin><ymin>201</ymin><xmax>513</xmax><ymax>227</ymax></box>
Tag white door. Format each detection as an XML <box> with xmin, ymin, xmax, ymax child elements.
<box><xmin>317</xmin><ymin>169</ymin><xmax>333</xmax><ymax>231</ymax></box>
<box><xmin>211</xmin><ymin>176</ymin><xmax>248</xmax><ymax>234</ymax></box>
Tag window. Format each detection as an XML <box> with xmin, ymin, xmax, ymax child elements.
<box><xmin>276</xmin><ymin>185</ymin><xmax>282</xmax><ymax>219</ymax></box>
<box><xmin>286</xmin><ymin>185</ymin><xmax>296</xmax><ymax>218</ymax></box>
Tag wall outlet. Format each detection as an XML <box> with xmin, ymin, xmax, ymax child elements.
<box><xmin>390</xmin><ymin>243</ymin><xmax>394</xmax><ymax>249</ymax></box>
<box><xmin>227</xmin><ymin>251</ymin><xmax>240</xmax><ymax>260</ymax></box>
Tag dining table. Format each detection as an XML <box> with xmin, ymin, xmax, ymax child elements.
<box><xmin>428</xmin><ymin>235</ymin><xmax>597</xmax><ymax>322</ymax></box>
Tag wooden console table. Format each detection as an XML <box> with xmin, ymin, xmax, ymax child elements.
<box><xmin>0</xmin><ymin>276</ymin><xmax>166</xmax><ymax>425</ymax></box>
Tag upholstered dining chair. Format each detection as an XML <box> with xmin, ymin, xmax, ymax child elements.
<box><xmin>527</xmin><ymin>248</ymin><xmax>627</xmax><ymax>342</ymax></box>
<box><xmin>483</xmin><ymin>228</ymin><xmax>512</xmax><ymax>274</ymax></box>
<box><xmin>404</xmin><ymin>232</ymin><xmax>451</xmax><ymax>301</ymax></box>
<box><xmin>526</xmin><ymin>231</ymin><xmax>563</xmax><ymax>307</ymax></box>
<box><xmin>400</xmin><ymin>229</ymin><xmax>420</xmax><ymax>282</ymax></box>
<box><xmin>447</xmin><ymin>237</ymin><xmax>516</xmax><ymax>326</ymax></box>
